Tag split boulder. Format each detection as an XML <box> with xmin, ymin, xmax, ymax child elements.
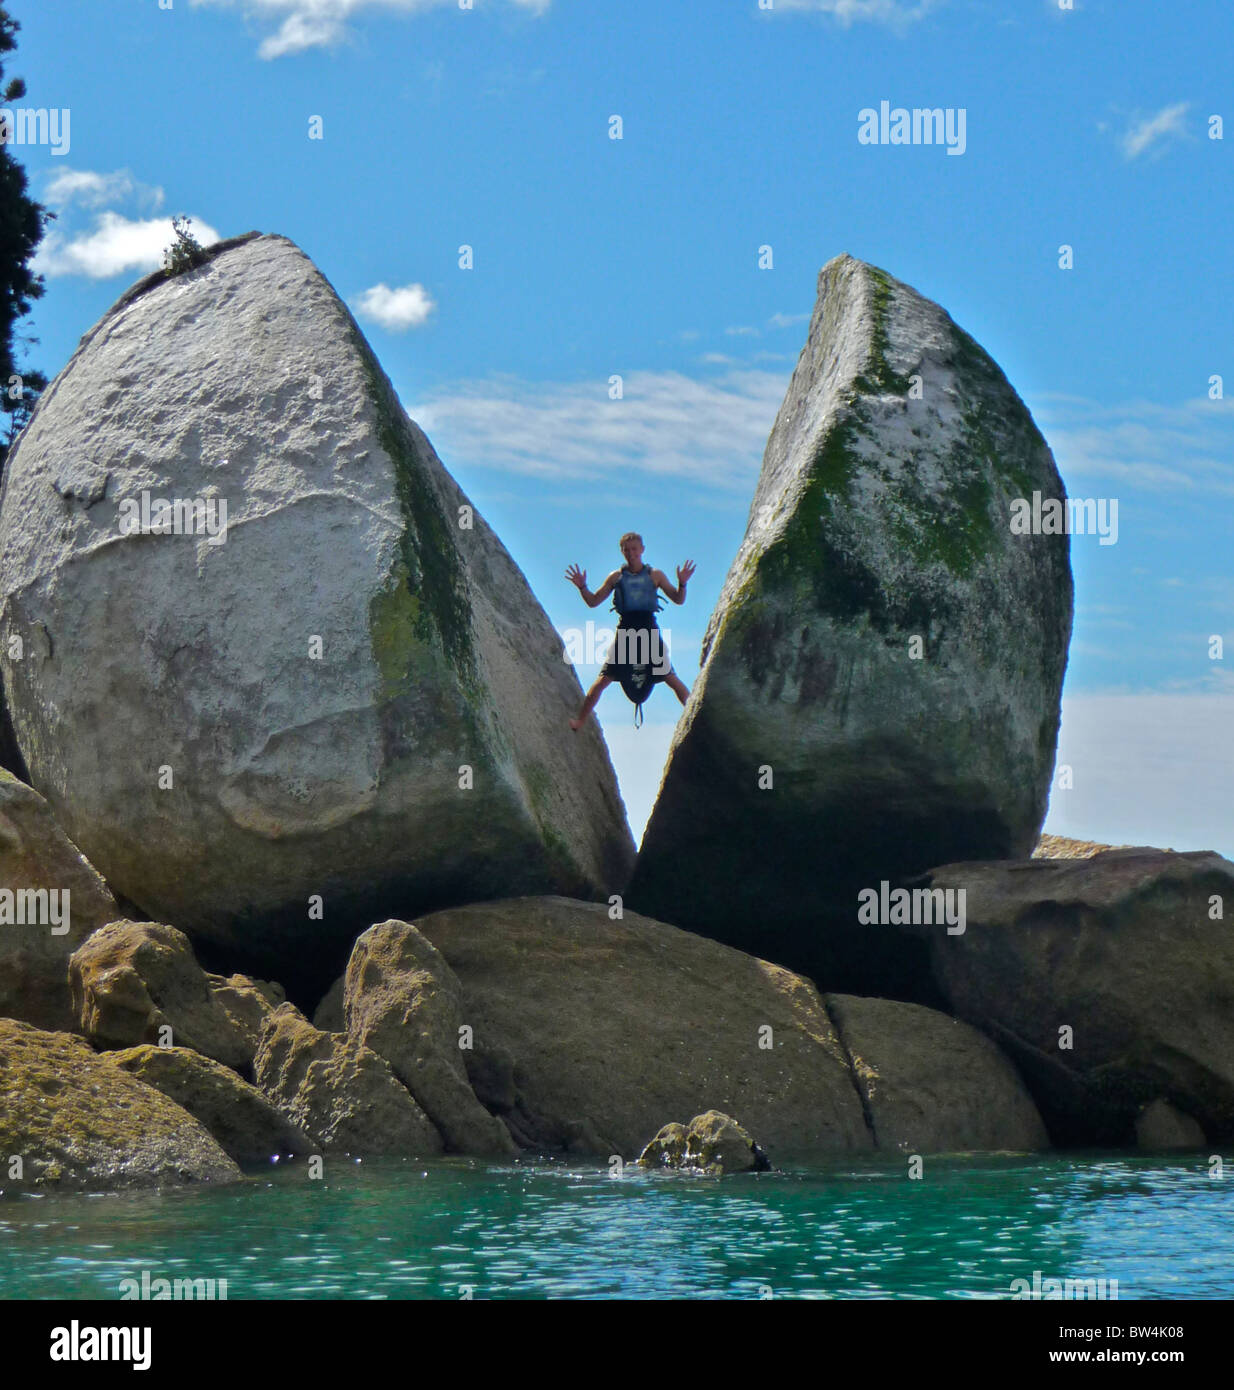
<box><xmin>627</xmin><ymin>255</ymin><xmax>1072</xmax><ymax>998</ymax></box>
<box><xmin>0</xmin><ymin>232</ymin><xmax>634</xmax><ymax>990</ymax></box>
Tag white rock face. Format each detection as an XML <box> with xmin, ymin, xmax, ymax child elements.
<box><xmin>628</xmin><ymin>255</ymin><xmax>1072</xmax><ymax>998</ymax></box>
<box><xmin>0</xmin><ymin>233</ymin><xmax>634</xmax><ymax>982</ymax></box>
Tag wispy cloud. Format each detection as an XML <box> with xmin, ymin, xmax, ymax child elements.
<box><xmin>353</xmin><ymin>281</ymin><xmax>436</xmax><ymax>331</ymax></box>
<box><xmin>34</xmin><ymin>211</ymin><xmax>222</xmax><ymax>279</ymax></box>
<box><xmin>189</xmin><ymin>0</ymin><xmax>551</xmax><ymax>60</ymax></box>
<box><xmin>408</xmin><ymin>367</ymin><xmax>788</xmax><ymax>491</ymax></box>
<box><xmin>43</xmin><ymin>167</ymin><xmax>164</xmax><ymax>212</ymax></box>
<box><xmin>1120</xmin><ymin>102</ymin><xmax>1190</xmax><ymax>160</ymax></box>
<box><xmin>768</xmin><ymin>0</ymin><xmax>942</xmax><ymax>27</ymax></box>
<box><xmin>1033</xmin><ymin>393</ymin><xmax>1234</xmax><ymax>496</ymax></box>
<box><xmin>768</xmin><ymin>311</ymin><xmax>810</xmax><ymax>328</ymax></box>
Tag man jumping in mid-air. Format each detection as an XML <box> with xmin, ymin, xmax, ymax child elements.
<box><xmin>565</xmin><ymin>531</ymin><xmax>696</xmax><ymax>730</ymax></box>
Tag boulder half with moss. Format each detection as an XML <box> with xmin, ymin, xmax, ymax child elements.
<box><xmin>627</xmin><ymin>255</ymin><xmax>1072</xmax><ymax>997</ymax></box>
<box><xmin>0</xmin><ymin>233</ymin><xmax>635</xmax><ymax>988</ymax></box>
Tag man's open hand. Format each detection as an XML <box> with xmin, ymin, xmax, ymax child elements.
<box><xmin>565</xmin><ymin>563</ymin><xmax>587</xmax><ymax>590</ymax></box>
<box><xmin>676</xmin><ymin>559</ymin><xmax>697</xmax><ymax>586</ymax></box>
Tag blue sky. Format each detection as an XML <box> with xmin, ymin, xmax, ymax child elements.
<box><xmin>12</xmin><ymin>0</ymin><xmax>1234</xmax><ymax>851</ymax></box>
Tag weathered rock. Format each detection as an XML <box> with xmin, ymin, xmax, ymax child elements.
<box><xmin>207</xmin><ymin>972</ymin><xmax>286</xmax><ymax>1062</ymax></box>
<box><xmin>108</xmin><ymin>1044</ymin><xmax>310</xmax><ymax>1163</ymax></box>
<box><xmin>1033</xmin><ymin>834</ymin><xmax>1127</xmax><ymax>859</ymax></box>
<box><xmin>915</xmin><ymin>849</ymin><xmax>1234</xmax><ymax>1144</ymax></box>
<box><xmin>0</xmin><ymin>1018</ymin><xmax>240</xmax><ymax>1189</ymax></box>
<box><xmin>344</xmin><ymin>921</ymin><xmax>515</xmax><ymax>1155</ymax></box>
<box><xmin>637</xmin><ymin>1111</ymin><xmax>768</xmax><ymax>1175</ymax></box>
<box><xmin>254</xmin><ymin>1002</ymin><xmax>443</xmax><ymax>1156</ymax></box>
<box><xmin>627</xmin><ymin>255</ymin><xmax>1072</xmax><ymax>998</ymax></box>
<box><xmin>69</xmin><ymin>920</ymin><xmax>249</xmax><ymax>1069</ymax></box>
<box><xmin>1135</xmin><ymin>1099</ymin><xmax>1205</xmax><ymax>1152</ymax></box>
<box><xmin>0</xmin><ymin>768</ymin><xmax>121</xmax><ymax>1030</ymax></box>
<box><xmin>312</xmin><ymin>975</ymin><xmax>344</xmax><ymax>1031</ymax></box>
<box><xmin>411</xmin><ymin>896</ymin><xmax>871</xmax><ymax>1158</ymax></box>
<box><xmin>0</xmin><ymin>232</ymin><xmax>635</xmax><ymax>992</ymax></box>
<box><xmin>824</xmin><ymin>994</ymin><xmax>1047</xmax><ymax>1153</ymax></box>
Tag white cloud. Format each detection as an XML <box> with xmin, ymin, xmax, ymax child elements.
<box><xmin>34</xmin><ymin>212</ymin><xmax>223</xmax><ymax>279</ymax></box>
<box><xmin>407</xmin><ymin>367</ymin><xmax>788</xmax><ymax>491</ymax></box>
<box><xmin>1120</xmin><ymin>102</ymin><xmax>1190</xmax><ymax>160</ymax></box>
<box><xmin>353</xmin><ymin>281</ymin><xmax>436</xmax><ymax>331</ymax></box>
<box><xmin>769</xmin><ymin>0</ymin><xmax>942</xmax><ymax>26</ymax></box>
<box><xmin>725</xmin><ymin>325</ymin><xmax>759</xmax><ymax>337</ymax></box>
<box><xmin>189</xmin><ymin>0</ymin><xmax>550</xmax><ymax>59</ymax></box>
<box><xmin>43</xmin><ymin>168</ymin><xmax>165</xmax><ymax>212</ymax></box>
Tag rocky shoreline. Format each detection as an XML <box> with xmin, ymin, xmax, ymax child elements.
<box><xmin>1</xmin><ymin>237</ymin><xmax>1226</xmax><ymax>1191</ymax></box>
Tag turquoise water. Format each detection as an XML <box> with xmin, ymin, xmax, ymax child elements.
<box><xmin>2</xmin><ymin>1153</ymin><xmax>1231</xmax><ymax>1300</ymax></box>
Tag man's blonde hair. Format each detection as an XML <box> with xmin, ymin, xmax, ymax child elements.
<box><xmin>619</xmin><ymin>532</ymin><xmax>643</xmax><ymax>548</ymax></box>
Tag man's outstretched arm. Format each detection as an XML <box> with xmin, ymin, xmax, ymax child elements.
<box><xmin>655</xmin><ymin>559</ymin><xmax>696</xmax><ymax>604</ymax></box>
<box><xmin>566</xmin><ymin>564</ymin><xmax>619</xmax><ymax>608</ymax></box>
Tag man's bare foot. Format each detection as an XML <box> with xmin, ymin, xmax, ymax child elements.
<box><xmin>569</xmin><ymin>715</ymin><xmax>585</xmax><ymax>731</ymax></box>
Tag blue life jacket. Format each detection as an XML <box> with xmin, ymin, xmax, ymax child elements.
<box><xmin>612</xmin><ymin>564</ymin><xmax>663</xmax><ymax>619</ymax></box>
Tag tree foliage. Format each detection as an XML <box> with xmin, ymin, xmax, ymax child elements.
<box><xmin>162</xmin><ymin>214</ymin><xmax>208</xmax><ymax>277</ymax></box>
<box><xmin>0</xmin><ymin>5</ymin><xmax>55</xmax><ymax>467</ymax></box>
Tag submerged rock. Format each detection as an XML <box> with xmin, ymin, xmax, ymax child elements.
<box><xmin>69</xmin><ymin>920</ymin><xmax>251</xmax><ymax>1069</ymax></box>
<box><xmin>344</xmin><ymin>921</ymin><xmax>515</xmax><ymax>1156</ymax></box>
<box><xmin>916</xmin><ymin>848</ymin><xmax>1234</xmax><ymax>1144</ymax></box>
<box><xmin>0</xmin><ymin>769</ymin><xmax>121</xmax><ymax>1031</ymax></box>
<box><xmin>0</xmin><ymin>1019</ymin><xmax>240</xmax><ymax>1190</ymax></box>
<box><xmin>254</xmin><ymin>1003</ymin><xmax>443</xmax><ymax>1156</ymax></box>
<box><xmin>637</xmin><ymin>1111</ymin><xmax>769</xmax><ymax>1175</ymax></box>
<box><xmin>410</xmin><ymin>895</ymin><xmax>871</xmax><ymax>1158</ymax></box>
<box><xmin>108</xmin><ymin>1044</ymin><xmax>311</xmax><ymax>1164</ymax></box>
<box><xmin>0</xmin><ymin>232</ymin><xmax>634</xmax><ymax>989</ymax></box>
<box><xmin>636</xmin><ymin>1121</ymin><xmax>689</xmax><ymax>1169</ymax></box>
<box><xmin>627</xmin><ymin>255</ymin><xmax>1072</xmax><ymax>998</ymax></box>
<box><xmin>824</xmin><ymin>993</ymin><xmax>1047</xmax><ymax>1153</ymax></box>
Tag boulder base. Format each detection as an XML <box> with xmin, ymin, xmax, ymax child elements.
<box><xmin>916</xmin><ymin>848</ymin><xmax>1234</xmax><ymax>1143</ymax></box>
<box><xmin>410</xmin><ymin>895</ymin><xmax>872</xmax><ymax>1158</ymax></box>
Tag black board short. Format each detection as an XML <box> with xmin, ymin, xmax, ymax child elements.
<box><xmin>600</xmin><ymin>616</ymin><xmax>671</xmax><ymax>683</ymax></box>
